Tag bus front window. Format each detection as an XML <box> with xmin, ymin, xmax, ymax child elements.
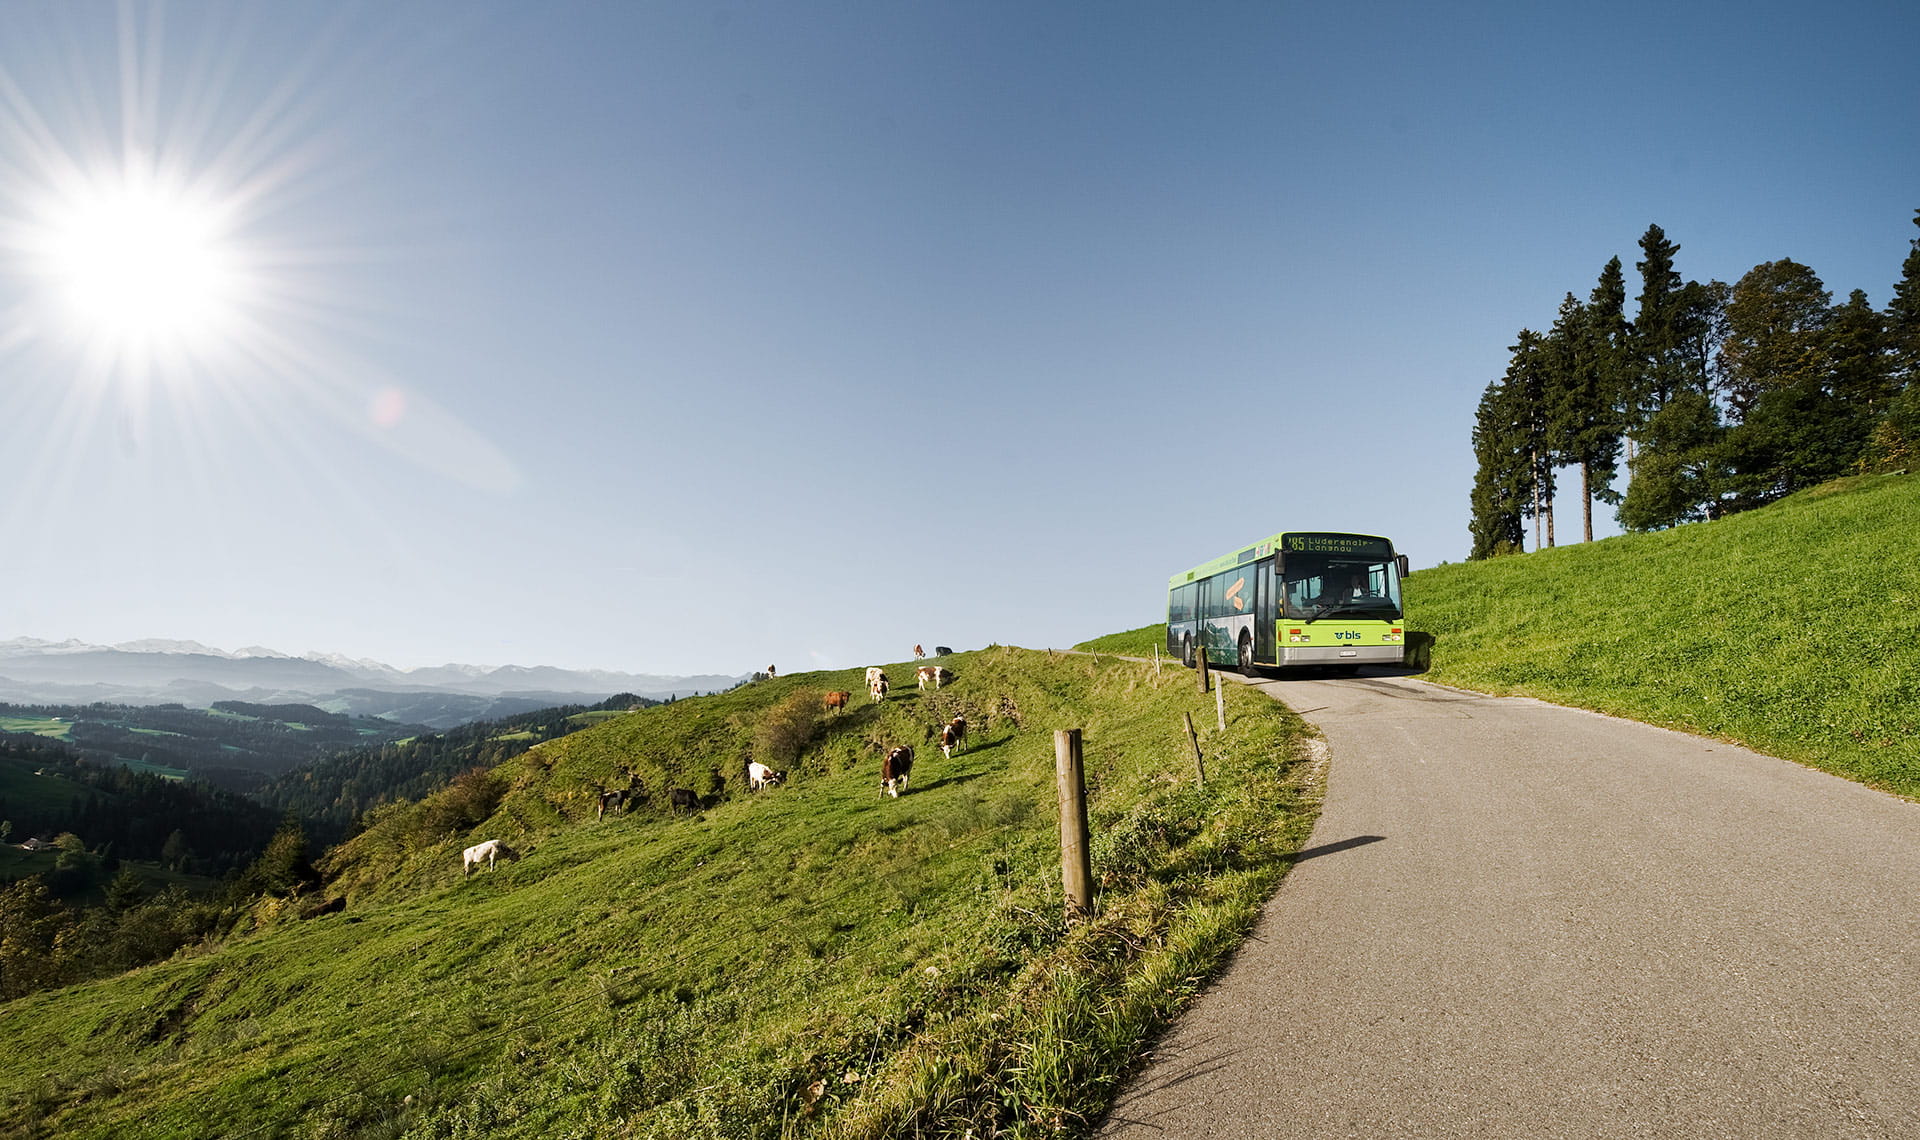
<box><xmin>1283</xmin><ymin>557</ymin><xmax>1401</xmax><ymax>620</ymax></box>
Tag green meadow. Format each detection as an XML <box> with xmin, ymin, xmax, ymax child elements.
<box><xmin>1</xmin><ymin>648</ymin><xmax>1321</xmax><ymax>1139</ymax></box>
<box><xmin>1082</xmin><ymin>472</ymin><xmax>1920</xmax><ymax>801</ymax></box>
<box><xmin>0</xmin><ymin>716</ymin><xmax>72</xmax><ymax>740</ymax></box>
<box><xmin>8</xmin><ymin>473</ymin><xmax>1913</xmax><ymax>1139</ymax></box>
<box><xmin>1409</xmin><ymin>473</ymin><xmax>1920</xmax><ymax>798</ymax></box>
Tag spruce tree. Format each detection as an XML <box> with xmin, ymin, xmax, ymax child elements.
<box><xmin>1545</xmin><ymin>262</ymin><xmax>1631</xmax><ymax>542</ymax></box>
<box><xmin>1827</xmin><ymin>288</ymin><xmax>1892</xmax><ymax>465</ymax></box>
<box><xmin>1887</xmin><ymin>209</ymin><xmax>1920</xmax><ymax>385</ymax></box>
<box><xmin>1489</xmin><ymin>330</ymin><xmax>1555</xmax><ymax>549</ymax></box>
<box><xmin>1861</xmin><ymin>210</ymin><xmax>1920</xmax><ymax>472</ymax></box>
<box><xmin>1718</xmin><ymin>259</ymin><xmax>1842</xmax><ymax>507</ymax></box>
<box><xmin>1631</xmin><ymin>224</ymin><xmax>1687</xmax><ymax>422</ymax></box>
<box><xmin>1468</xmin><ymin>374</ymin><xmax>1530</xmax><ymax>559</ymax></box>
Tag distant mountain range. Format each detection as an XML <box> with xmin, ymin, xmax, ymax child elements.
<box><xmin>0</xmin><ymin>637</ymin><xmax>744</xmax><ymax>727</ymax></box>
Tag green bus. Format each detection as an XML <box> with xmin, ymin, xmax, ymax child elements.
<box><xmin>1167</xmin><ymin>531</ymin><xmax>1408</xmax><ymax>672</ymax></box>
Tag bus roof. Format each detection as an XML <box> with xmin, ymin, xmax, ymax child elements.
<box><xmin>1167</xmin><ymin>531</ymin><xmax>1396</xmax><ymax>588</ymax></box>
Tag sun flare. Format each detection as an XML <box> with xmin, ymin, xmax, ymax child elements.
<box><xmin>27</xmin><ymin>165</ymin><xmax>243</xmax><ymax>364</ymax></box>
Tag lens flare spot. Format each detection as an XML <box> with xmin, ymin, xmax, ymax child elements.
<box><xmin>369</xmin><ymin>387</ymin><xmax>408</xmax><ymax>429</ymax></box>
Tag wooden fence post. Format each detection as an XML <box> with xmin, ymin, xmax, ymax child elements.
<box><xmin>1183</xmin><ymin>712</ymin><xmax>1206</xmax><ymax>786</ymax></box>
<box><xmin>1055</xmin><ymin>729</ymin><xmax>1093</xmax><ymax>922</ymax></box>
<box><xmin>1215</xmin><ymin>677</ymin><xmax>1226</xmax><ymax>731</ymax></box>
<box><xmin>1196</xmin><ymin>641</ymin><xmax>1210</xmax><ymax>693</ymax></box>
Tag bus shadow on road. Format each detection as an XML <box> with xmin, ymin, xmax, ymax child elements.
<box><xmin>1284</xmin><ymin>834</ymin><xmax>1385</xmax><ymax>864</ymax></box>
<box><xmin>1237</xmin><ymin>632</ymin><xmax>1435</xmax><ymax>683</ymax></box>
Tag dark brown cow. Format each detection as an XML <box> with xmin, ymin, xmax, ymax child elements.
<box><xmin>669</xmin><ymin>788</ymin><xmax>699</xmax><ymax>814</ymax></box>
<box><xmin>881</xmin><ymin>746</ymin><xmax>915</xmax><ymax>798</ymax></box>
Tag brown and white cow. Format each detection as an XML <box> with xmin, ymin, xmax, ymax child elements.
<box><xmin>881</xmin><ymin>745</ymin><xmax>914</xmax><ymax>798</ymax></box>
<box><xmin>939</xmin><ymin>715</ymin><xmax>967</xmax><ymax>759</ymax></box>
<box><xmin>747</xmin><ymin>761</ymin><xmax>784</xmax><ymax>791</ymax></box>
<box><xmin>867</xmin><ymin>667</ymin><xmax>890</xmax><ymax>702</ymax></box>
<box><xmin>916</xmin><ymin>665</ymin><xmax>953</xmax><ymax>690</ymax></box>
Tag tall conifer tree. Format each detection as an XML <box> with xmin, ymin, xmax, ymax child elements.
<box><xmin>1718</xmin><ymin>259</ymin><xmax>1842</xmax><ymax>506</ymax></box>
<box><xmin>1887</xmin><ymin>209</ymin><xmax>1920</xmax><ymax>384</ymax></box>
<box><xmin>1468</xmin><ymin>375</ymin><xmax>1530</xmax><ymax>559</ymax></box>
<box><xmin>1863</xmin><ymin>210</ymin><xmax>1920</xmax><ymax>470</ymax></box>
<box><xmin>1631</xmin><ymin>224</ymin><xmax>1687</xmax><ymax>423</ymax></box>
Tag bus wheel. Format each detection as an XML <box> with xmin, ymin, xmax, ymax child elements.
<box><xmin>1238</xmin><ymin>634</ymin><xmax>1255</xmax><ymax>673</ymax></box>
<box><xmin>1181</xmin><ymin>636</ymin><xmax>1195</xmax><ymax>669</ymax></box>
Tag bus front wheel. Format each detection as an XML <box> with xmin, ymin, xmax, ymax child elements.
<box><xmin>1238</xmin><ymin>633</ymin><xmax>1255</xmax><ymax>673</ymax></box>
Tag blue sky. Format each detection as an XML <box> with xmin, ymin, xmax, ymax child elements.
<box><xmin>2</xmin><ymin>1</ymin><xmax>1915</xmax><ymax>675</ymax></box>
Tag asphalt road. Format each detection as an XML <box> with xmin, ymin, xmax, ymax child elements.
<box><xmin>1099</xmin><ymin>671</ymin><xmax>1920</xmax><ymax>1139</ymax></box>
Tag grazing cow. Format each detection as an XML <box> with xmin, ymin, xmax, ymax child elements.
<box><xmin>669</xmin><ymin>788</ymin><xmax>700</xmax><ymax>814</ymax></box>
<box><xmin>934</xmin><ymin>646</ymin><xmax>953</xmax><ymax>657</ymax></box>
<box><xmin>939</xmin><ymin>715</ymin><xmax>967</xmax><ymax>759</ymax></box>
<box><xmin>747</xmin><ymin>761</ymin><xmax>785</xmax><ymax>790</ymax></box>
<box><xmin>914</xmin><ymin>644</ymin><xmax>924</xmax><ymax>659</ymax></box>
<box><xmin>824</xmin><ymin>690</ymin><xmax>851</xmax><ymax>712</ymax></box>
<box><xmin>916</xmin><ymin>665</ymin><xmax>954</xmax><ymax>690</ymax></box>
<box><xmin>596</xmin><ymin>774</ymin><xmax>648</xmax><ymax>820</ymax></box>
<box><xmin>867</xmin><ymin>667</ymin><xmax>890</xmax><ymax>702</ymax></box>
<box><xmin>462</xmin><ymin>839</ymin><xmax>519</xmax><ymax>876</ymax></box>
<box><xmin>881</xmin><ymin>746</ymin><xmax>915</xmax><ymax>798</ymax></box>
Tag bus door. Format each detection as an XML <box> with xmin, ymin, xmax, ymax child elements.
<box><xmin>1254</xmin><ymin>557</ymin><xmax>1276</xmax><ymax>663</ymax></box>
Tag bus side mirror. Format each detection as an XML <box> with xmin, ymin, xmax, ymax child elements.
<box><xmin>1397</xmin><ymin>554</ymin><xmax>1410</xmax><ymax>577</ymax></box>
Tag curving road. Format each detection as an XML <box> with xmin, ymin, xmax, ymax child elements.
<box><xmin>1100</xmin><ymin>672</ymin><xmax>1920</xmax><ymax>1139</ymax></box>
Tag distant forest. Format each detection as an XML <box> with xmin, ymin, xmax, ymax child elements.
<box><xmin>0</xmin><ymin>699</ymin><xmax>421</xmax><ymax>792</ymax></box>
<box><xmin>0</xmin><ymin>692</ymin><xmax>655</xmax><ymax>1000</ymax></box>
<box><xmin>0</xmin><ymin>735</ymin><xmax>284</xmax><ymax>880</ymax></box>
<box><xmin>257</xmin><ymin>693</ymin><xmax>658</xmax><ymax>838</ymax></box>
<box><xmin>1468</xmin><ymin>212</ymin><xmax>1920</xmax><ymax>557</ymax></box>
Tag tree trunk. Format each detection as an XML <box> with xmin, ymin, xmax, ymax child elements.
<box><xmin>1531</xmin><ymin>449</ymin><xmax>1543</xmax><ymax>552</ymax></box>
<box><xmin>1581</xmin><ymin>461</ymin><xmax>1594</xmax><ymax>543</ymax></box>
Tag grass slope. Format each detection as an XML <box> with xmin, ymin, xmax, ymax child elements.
<box><xmin>1</xmin><ymin>647</ymin><xmax>1320</xmax><ymax>1139</ymax></box>
<box><xmin>1076</xmin><ymin>474</ymin><xmax>1920</xmax><ymax>799</ymax></box>
<box><xmin>1409</xmin><ymin>473</ymin><xmax>1920</xmax><ymax>797</ymax></box>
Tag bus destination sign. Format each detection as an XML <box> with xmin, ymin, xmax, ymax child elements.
<box><xmin>1281</xmin><ymin>533</ymin><xmax>1392</xmax><ymax>557</ymax></box>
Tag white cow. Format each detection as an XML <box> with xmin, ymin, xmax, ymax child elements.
<box><xmin>462</xmin><ymin>839</ymin><xmax>519</xmax><ymax>876</ymax></box>
<box><xmin>747</xmin><ymin>761</ymin><xmax>785</xmax><ymax>790</ymax></box>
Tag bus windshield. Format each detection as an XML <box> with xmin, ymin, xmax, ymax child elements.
<box><xmin>1281</xmin><ymin>554</ymin><xmax>1403</xmax><ymax>621</ymax></box>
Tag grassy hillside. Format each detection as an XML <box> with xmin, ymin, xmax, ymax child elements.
<box><xmin>1075</xmin><ymin>473</ymin><xmax>1920</xmax><ymax>800</ymax></box>
<box><xmin>0</xmin><ymin>647</ymin><xmax>1321</xmax><ymax>1139</ymax></box>
<box><xmin>1409</xmin><ymin>472</ymin><xmax>1920</xmax><ymax>797</ymax></box>
<box><xmin>1071</xmin><ymin>626</ymin><xmax>1165</xmax><ymax>660</ymax></box>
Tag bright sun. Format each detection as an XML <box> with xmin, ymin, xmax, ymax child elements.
<box><xmin>28</xmin><ymin>166</ymin><xmax>243</xmax><ymax>365</ymax></box>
